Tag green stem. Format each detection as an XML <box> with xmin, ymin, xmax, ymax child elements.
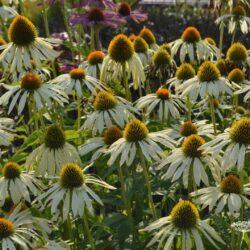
<box><xmin>219</xmin><ymin>25</ymin><xmax>225</xmax><ymax>59</ymax></box>
<box><xmin>90</xmin><ymin>26</ymin><xmax>95</xmax><ymax>51</ymax></box>
<box><xmin>186</xmin><ymin>97</ymin><xmax>192</xmax><ymax>121</ymax></box>
<box><xmin>138</xmin><ymin>150</ymin><xmax>157</xmax><ymax>219</ymax></box>
<box><xmin>83</xmin><ymin>211</ymin><xmax>95</xmax><ymax>250</ymax></box>
<box><xmin>230</xmin><ymin>216</ymin><xmax>236</xmax><ymax>250</ymax></box>
<box><xmin>122</xmin><ymin>62</ymin><xmax>132</xmax><ymax>102</ymax></box>
<box><xmin>77</xmin><ymin>95</ymin><xmax>81</xmax><ymax>131</ymax></box>
<box><xmin>231</xmin><ymin>25</ymin><xmax>237</xmax><ymax>45</ymax></box>
<box><xmin>77</xmin><ymin>24</ymin><xmax>82</xmax><ymax>64</ymax></box>
<box><xmin>94</xmin><ymin>25</ymin><xmax>101</xmax><ymax>51</ymax></box>
<box><xmin>209</xmin><ymin>96</ymin><xmax>217</xmax><ymax>135</ymax></box>
<box><xmin>42</xmin><ymin>0</ymin><xmax>50</xmax><ymax>38</ymax></box>
<box><xmin>162</xmin><ymin>103</ymin><xmax>165</xmax><ymax>127</ymax></box>
<box><xmin>18</xmin><ymin>0</ymin><xmax>24</xmax><ymax>15</ymax></box>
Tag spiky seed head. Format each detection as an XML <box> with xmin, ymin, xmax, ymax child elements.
<box><xmin>216</xmin><ymin>59</ymin><xmax>227</xmax><ymax>76</ymax></box>
<box><xmin>197</xmin><ymin>61</ymin><xmax>221</xmax><ymax>82</ymax></box>
<box><xmin>133</xmin><ymin>36</ymin><xmax>148</xmax><ymax>53</ymax></box>
<box><xmin>44</xmin><ymin>124</ymin><xmax>66</xmax><ymax>149</ymax></box>
<box><xmin>159</xmin><ymin>43</ymin><xmax>171</xmax><ymax>55</ymax></box>
<box><xmin>21</xmin><ymin>73</ymin><xmax>42</xmax><ymax>90</ymax></box>
<box><xmin>139</xmin><ymin>27</ymin><xmax>156</xmax><ymax>45</ymax></box>
<box><xmin>128</xmin><ymin>34</ymin><xmax>137</xmax><ymax>42</ymax></box>
<box><xmin>230</xmin><ymin>118</ymin><xmax>250</xmax><ymax>145</ymax></box>
<box><xmin>93</xmin><ymin>91</ymin><xmax>117</xmax><ymax>111</ymax></box>
<box><xmin>182</xmin><ymin>134</ymin><xmax>205</xmax><ymax>157</ymax></box>
<box><xmin>232</xmin><ymin>5</ymin><xmax>246</xmax><ymax>16</ymax></box>
<box><xmin>228</xmin><ymin>68</ymin><xmax>245</xmax><ymax>84</ymax></box>
<box><xmin>156</xmin><ymin>88</ymin><xmax>170</xmax><ymax>100</ymax></box>
<box><xmin>153</xmin><ymin>49</ymin><xmax>171</xmax><ymax>67</ymax></box>
<box><xmin>227</xmin><ymin>43</ymin><xmax>248</xmax><ymax>63</ymax></box>
<box><xmin>180</xmin><ymin>121</ymin><xmax>198</xmax><ymax>137</ymax></box>
<box><xmin>220</xmin><ymin>175</ymin><xmax>242</xmax><ymax>194</ymax></box>
<box><xmin>181</xmin><ymin>27</ymin><xmax>201</xmax><ymax>43</ymax></box>
<box><xmin>176</xmin><ymin>63</ymin><xmax>195</xmax><ymax>80</ymax></box>
<box><xmin>70</xmin><ymin>68</ymin><xmax>86</xmax><ymax>80</ymax></box>
<box><xmin>124</xmin><ymin>119</ymin><xmax>148</xmax><ymax>142</ymax></box>
<box><xmin>2</xmin><ymin>162</ymin><xmax>21</xmax><ymax>179</ymax></box>
<box><xmin>88</xmin><ymin>7</ymin><xmax>105</xmax><ymax>22</ymax></box>
<box><xmin>118</xmin><ymin>2</ymin><xmax>131</xmax><ymax>16</ymax></box>
<box><xmin>87</xmin><ymin>51</ymin><xmax>105</xmax><ymax>65</ymax></box>
<box><xmin>0</xmin><ymin>218</ymin><xmax>15</xmax><ymax>239</ymax></box>
<box><xmin>103</xmin><ymin>126</ymin><xmax>123</xmax><ymax>145</ymax></box>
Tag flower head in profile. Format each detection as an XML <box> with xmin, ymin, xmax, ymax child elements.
<box><xmin>25</xmin><ymin>124</ymin><xmax>81</xmax><ymax>176</ymax></box>
<box><xmin>101</xmin><ymin>34</ymin><xmax>145</xmax><ymax>91</ymax></box>
<box><xmin>226</xmin><ymin>42</ymin><xmax>248</xmax><ymax>66</ymax></box>
<box><xmin>170</xmin><ymin>26</ymin><xmax>217</xmax><ymax>63</ymax></box>
<box><xmin>38</xmin><ymin>163</ymin><xmax>115</xmax><ymax>220</ymax></box>
<box><xmin>200</xmin><ymin>117</ymin><xmax>250</xmax><ymax>171</ymax></box>
<box><xmin>141</xmin><ymin>200</ymin><xmax>224</xmax><ymax>249</ymax></box>
<box><xmin>107</xmin><ymin>119</ymin><xmax>175</xmax><ymax>166</ymax></box>
<box><xmin>139</xmin><ymin>27</ymin><xmax>158</xmax><ymax>50</ymax></box>
<box><xmin>0</xmin><ymin>16</ymin><xmax>60</xmax><ymax>75</ymax></box>
<box><xmin>191</xmin><ymin>175</ymin><xmax>250</xmax><ymax>214</ymax></box>
<box><xmin>0</xmin><ymin>73</ymin><xmax>68</xmax><ymax>115</ymax></box>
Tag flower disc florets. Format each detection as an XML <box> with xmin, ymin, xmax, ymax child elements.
<box><xmin>70</xmin><ymin>68</ymin><xmax>86</xmax><ymax>80</ymax></box>
<box><xmin>94</xmin><ymin>91</ymin><xmax>117</xmax><ymax>111</ymax></box>
<box><xmin>88</xmin><ymin>7</ymin><xmax>105</xmax><ymax>22</ymax></box>
<box><xmin>124</xmin><ymin>119</ymin><xmax>148</xmax><ymax>142</ymax></box>
<box><xmin>197</xmin><ymin>61</ymin><xmax>221</xmax><ymax>82</ymax></box>
<box><xmin>237</xmin><ymin>106</ymin><xmax>245</xmax><ymax>114</ymax></box>
<box><xmin>216</xmin><ymin>59</ymin><xmax>227</xmax><ymax>76</ymax></box>
<box><xmin>118</xmin><ymin>2</ymin><xmax>131</xmax><ymax>16</ymax></box>
<box><xmin>228</xmin><ymin>68</ymin><xmax>245</xmax><ymax>84</ymax></box>
<box><xmin>232</xmin><ymin>5</ymin><xmax>246</xmax><ymax>17</ymax></box>
<box><xmin>180</xmin><ymin>121</ymin><xmax>198</xmax><ymax>137</ymax></box>
<box><xmin>182</xmin><ymin>134</ymin><xmax>205</xmax><ymax>157</ymax></box>
<box><xmin>181</xmin><ymin>27</ymin><xmax>201</xmax><ymax>43</ymax></box>
<box><xmin>60</xmin><ymin>163</ymin><xmax>84</xmax><ymax>189</ymax></box>
<box><xmin>21</xmin><ymin>73</ymin><xmax>42</xmax><ymax>90</ymax></box>
<box><xmin>139</xmin><ymin>27</ymin><xmax>156</xmax><ymax>45</ymax></box>
<box><xmin>227</xmin><ymin>43</ymin><xmax>248</xmax><ymax>63</ymax></box>
<box><xmin>153</xmin><ymin>49</ymin><xmax>171</xmax><ymax>67</ymax></box>
<box><xmin>87</xmin><ymin>51</ymin><xmax>105</xmax><ymax>65</ymax></box>
<box><xmin>156</xmin><ymin>88</ymin><xmax>170</xmax><ymax>100</ymax></box>
<box><xmin>220</xmin><ymin>175</ymin><xmax>242</xmax><ymax>194</ymax></box>
<box><xmin>108</xmin><ymin>34</ymin><xmax>134</xmax><ymax>63</ymax></box>
<box><xmin>159</xmin><ymin>43</ymin><xmax>171</xmax><ymax>55</ymax></box>
<box><xmin>176</xmin><ymin>63</ymin><xmax>195</xmax><ymax>80</ymax></box>
<box><xmin>0</xmin><ymin>218</ymin><xmax>14</xmax><ymax>239</ymax></box>
<box><xmin>103</xmin><ymin>126</ymin><xmax>123</xmax><ymax>145</ymax></box>
<box><xmin>205</xmin><ymin>37</ymin><xmax>216</xmax><ymax>46</ymax></box>
<box><xmin>171</xmin><ymin>200</ymin><xmax>199</xmax><ymax>229</ymax></box>
<box><xmin>8</xmin><ymin>15</ymin><xmax>37</xmax><ymax>46</ymax></box>
<box><xmin>133</xmin><ymin>37</ymin><xmax>148</xmax><ymax>53</ymax></box>
<box><xmin>44</xmin><ymin>125</ymin><xmax>66</xmax><ymax>149</ymax></box>
<box><xmin>2</xmin><ymin>162</ymin><xmax>21</xmax><ymax>179</ymax></box>
<box><xmin>230</xmin><ymin>118</ymin><xmax>250</xmax><ymax>144</ymax></box>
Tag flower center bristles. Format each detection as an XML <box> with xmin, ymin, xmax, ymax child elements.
<box><xmin>139</xmin><ymin>27</ymin><xmax>156</xmax><ymax>46</ymax></box>
<box><xmin>160</xmin><ymin>43</ymin><xmax>171</xmax><ymax>55</ymax></box>
<box><xmin>0</xmin><ymin>36</ymin><xmax>6</xmax><ymax>46</ymax></box>
<box><xmin>60</xmin><ymin>163</ymin><xmax>84</xmax><ymax>189</ymax></box>
<box><xmin>2</xmin><ymin>162</ymin><xmax>21</xmax><ymax>179</ymax></box>
<box><xmin>1</xmin><ymin>198</ymin><xmax>14</xmax><ymax>213</ymax></box>
<box><xmin>180</xmin><ymin>121</ymin><xmax>198</xmax><ymax>137</ymax></box>
<box><xmin>108</xmin><ymin>34</ymin><xmax>134</xmax><ymax>63</ymax></box>
<box><xmin>8</xmin><ymin>15</ymin><xmax>37</xmax><ymax>47</ymax></box>
<box><xmin>182</xmin><ymin>134</ymin><xmax>205</xmax><ymax>157</ymax></box>
<box><xmin>118</xmin><ymin>2</ymin><xmax>131</xmax><ymax>16</ymax></box>
<box><xmin>171</xmin><ymin>200</ymin><xmax>199</xmax><ymax>229</ymax></box>
<box><xmin>197</xmin><ymin>61</ymin><xmax>221</xmax><ymax>82</ymax></box>
<box><xmin>124</xmin><ymin>119</ymin><xmax>148</xmax><ymax>142</ymax></box>
<box><xmin>230</xmin><ymin>118</ymin><xmax>250</xmax><ymax>145</ymax></box>
<box><xmin>220</xmin><ymin>175</ymin><xmax>242</xmax><ymax>194</ymax></box>
<box><xmin>129</xmin><ymin>34</ymin><xmax>137</xmax><ymax>42</ymax></box>
<box><xmin>87</xmin><ymin>51</ymin><xmax>105</xmax><ymax>65</ymax></box>
<box><xmin>21</xmin><ymin>73</ymin><xmax>42</xmax><ymax>90</ymax></box>
<box><xmin>227</xmin><ymin>43</ymin><xmax>248</xmax><ymax>63</ymax></box>
<box><xmin>88</xmin><ymin>7</ymin><xmax>105</xmax><ymax>22</ymax></box>
<box><xmin>133</xmin><ymin>37</ymin><xmax>148</xmax><ymax>53</ymax></box>
<box><xmin>156</xmin><ymin>88</ymin><xmax>170</xmax><ymax>100</ymax></box>
<box><xmin>0</xmin><ymin>218</ymin><xmax>15</xmax><ymax>239</ymax></box>
<box><xmin>176</xmin><ymin>63</ymin><xmax>195</xmax><ymax>80</ymax></box>
<box><xmin>103</xmin><ymin>126</ymin><xmax>123</xmax><ymax>145</ymax></box>
<box><xmin>205</xmin><ymin>37</ymin><xmax>216</xmax><ymax>46</ymax></box>
<box><xmin>232</xmin><ymin>5</ymin><xmax>246</xmax><ymax>17</ymax></box>
<box><xmin>94</xmin><ymin>91</ymin><xmax>117</xmax><ymax>111</ymax></box>
<box><xmin>70</xmin><ymin>68</ymin><xmax>86</xmax><ymax>80</ymax></box>
<box><xmin>181</xmin><ymin>26</ymin><xmax>201</xmax><ymax>43</ymax></box>
<box><xmin>153</xmin><ymin>49</ymin><xmax>171</xmax><ymax>67</ymax></box>
<box><xmin>44</xmin><ymin>124</ymin><xmax>66</xmax><ymax>149</ymax></box>
<box><xmin>237</xmin><ymin>106</ymin><xmax>245</xmax><ymax>114</ymax></box>
<box><xmin>228</xmin><ymin>68</ymin><xmax>245</xmax><ymax>84</ymax></box>
<box><xmin>216</xmin><ymin>59</ymin><xmax>227</xmax><ymax>76</ymax></box>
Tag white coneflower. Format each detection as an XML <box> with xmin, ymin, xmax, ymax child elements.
<box><xmin>0</xmin><ymin>0</ymin><xmax>17</xmax><ymax>21</ymax></box>
<box><xmin>107</xmin><ymin>119</ymin><xmax>175</xmax><ymax>166</ymax></box>
<box><xmin>0</xmin><ymin>117</ymin><xmax>14</xmax><ymax>149</ymax></box>
<box><xmin>200</xmin><ymin>117</ymin><xmax>250</xmax><ymax>171</ymax></box>
<box><xmin>38</xmin><ymin>163</ymin><xmax>115</xmax><ymax>220</ymax></box>
<box><xmin>135</xmin><ymin>88</ymin><xmax>185</xmax><ymax>121</ymax></box>
<box><xmin>178</xmin><ymin>61</ymin><xmax>237</xmax><ymax>102</ymax></box>
<box><xmin>170</xmin><ymin>26</ymin><xmax>216</xmax><ymax>63</ymax></box>
<box><xmin>216</xmin><ymin>5</ymin><xmax>250</xmax><ymax>35</ymax></box>
<box><xmin>80</xmin><ymin>50</ymin><xmax>105</xmax><ymax>78</ymax></box>
<box><xmin>141</xmin><ymin>200</ymin><xmax>225</xmax><ymax>249</ymax></box>
<box><xmin>138</xmin><ymin>27</ymin><xmax>159</xmax><ymax>50</ymax></box>
<box><xmin>0</xmin><ymin>15</ymin><xmax>60</xmax><ymax>74</ymax></box>
<box><xmin>166</xmin><ymin>120</ymin><xmax>215</xmax><ymax>144</ymax></box>
<box><xmin>0</xmin><ymin>204</ymin><xmax>40</xmax><ymax>250</ymax></box>
<box><xmin>0</xmin><ymin>73</ymin><xmax>68</xmax><ymax>115</ymax></box>
<box><xmin>100</xmin><ymin>34</ymin><xmax>145</xmax><ymax>99</ymax></box>
<box><xmin>156</xmin><ymin>134</ymin><xmax>221</xmax><ymax>188</ymax></box>
<box><xmin>191</xmin><ymin>175</ymin><xmax>250</xmax><ymax>214</ymax></box>
<box><xmin>226</xmin><ymin>42</ymin><xmax>248</xmax><ymax>67</ymax></box>
<box><xmin>25</xmin><ymin>124</ymin><xmax>81</xmax><ymax>176</ymax></box>
<box><xmin>50</xmin><ymin>67</ymin><xmax>106</xmax><ymax>97</ymax></box>
<box><xmin>233</xmin><ymin>69</ymin><xmax>250</xmax><ymax>102</ymax></box>
<box><xmin>79</xmin><ymin>126</ymin><xmax>123</xmax><ymax>162</ymax></box>
<box><xmin>81</xmin><ymin>91</ymin><xmax>137</xmax><ymax>135</ymax></box>
<box><xmin>0</xmin><ymin>162</ymin><xmax>44</xmax><ymax>205</ymax></box>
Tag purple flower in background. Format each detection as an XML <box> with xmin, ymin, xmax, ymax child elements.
<box><xmin>70</xmin><ymin>7</ymin><xmax>125</xmax><ymax>28</ymax></box>
<box><xmin>81</xmin><ymin>0</ymin><xmax>115</xmax><ymax>9</ymax></box>
<box><xmin>116</xmin><ymin>2</ymin><xmax>148</xmax><ymax>23</ymax></box>
<box><xmin>51</xmin><ymin>32</ymin><xmax>69</xmax><ymax>41</ymax></box>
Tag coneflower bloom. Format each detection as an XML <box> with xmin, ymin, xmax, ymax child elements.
<box><xmin>81</xmin><ymin>91</ymin><xmax>137</xmax><ymax>135</ymax></box>
<box><xmin>191</xmin><ymin>175</ymin><xmax>250</xmax><ymax>215</ymax></box>
<box><xmin>0</xmin><ymin>0</ymin><xmax>17</xmax><ymax>21</ymax></box>
<box><xmin>138</xmin><ymin>27</ymin><xmax>159</xmax><ymax>50</ymax></box>
<box><xmin>0</xmin><ymin>73</ymin><xmax>68</xmax><ymax>115</ymax></box>
<box><xmin>226</xmin><ymin>42</ymin><xmax>248</xmax><ymax>67</ymax></box>
<box><xmin>0</xmin><ymin>204</ymin><xmax>40</xmax><ymax>250</ymax></box>
<box><xmin>200</xmin><ymin>117</ymin><xmax>250</xmax><ymax>171</ymax></box>
<box><xmin>79</xmin><ymin>126</ymin><xmax>123</xmax><ymax>161</ymax></box>
<box><xmin>216</xmin><ymin>5</ymin><xmax>250</xmax><ymax>34</ymax></box>
<box><xmin>178</xmin><ymin>61</ymin><xmax>237</xmax><ymax>102</ymax></box>
<box><xmin>107</xmin><ymin>119</ymin><xmax>175</xmax><ymax>166</ymax></box>
<box><xmin>0</xmin><ymin>117</ymin><xmax>14</xmax><ymax>149</ymax></box>
<box><xmin>233</xmin><ymin>69</ymin><xmax>250</xmax><ymax>102</ymax></box>
<box><xmin>135</xmin><ymin>88</ymin><xmax>185</xmax><ymax>121</ymax></box>
<box><xmin>49</xmin><ymin>67</ymin><xmax>106</xmax><ymax>97</ymax></box>
<box><xmin>116</xmin><ymin>2</ymin><xmax>148</xmax><ymax>23</ymax></box>
<box><xmin>156</xmin><ymin>134</ymin><xmax>221</xmax><ymax>188</ymax></box>
<box><xmin>0</xmin><ymin>15</ymin><xmax>60</xmax><ymax>74</ymax></box>
<box><xmin>80</xmin><ymin>50</ymin><xmax>105</xmax><ymax>78</ymax></box>
<box><xmin>101</xmin><ymin>34</ymin><xmax>145</xmax><ymax>92</ymax></box>
<box><xmin>141</xmin><ymin>200</ymin><xmax>224</xmax><ymax>249</ymax></box>
<box><xmin>25</xmin><ymin>125</ymin><xmax>81</xmax><ymax>176</ymax></box>
<box><xmin>170</xmin><ymin>26</ymin><xmax>216</xmax><ymax>63</ymax></box>
<box><xmin>0</xmin><ymin>162</ymin><xmax>43</xmax><ymax>205</ymax></box>
<box><xmin>166</xmin><ymin>120</ymin><xmax>215</xmax><ymax>144</ymax></box>
<box><xmin>83</xmin><ymin>0</ymin><xmax>115</xmax><ymax>8</ymax></box>
<box><xmin>38</xmin><ymin>163</ymin><xmax>115</xmax><ymax>220</ymax></box>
